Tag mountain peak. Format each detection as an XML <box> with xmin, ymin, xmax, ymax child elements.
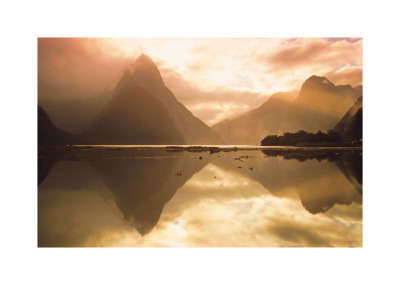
<box><xmin>136</xmin><ymin>53</ymin><xmax>153</xmax><ymax>61</ymax></box>
<box><xmin>302</xmin><ymin>75</ymin><xmax>334</xmax><ymax>89</ymax></box>
<box><xmin>123</xmin><ymin>53</ymin><xmax>164</xmax><ymax>85</ymax></box>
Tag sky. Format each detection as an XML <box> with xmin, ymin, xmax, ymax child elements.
<box><xmin>38</xmin><ymin>37</ymin><xmax>362</xmax><ymax>126</ymax></box>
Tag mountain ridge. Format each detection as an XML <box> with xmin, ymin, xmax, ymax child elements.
<box><xmin>213</xmin><ymin>75</ymin><xmax>362</xmax><ymax>145</ymax></box>
<box><xmin>335</xmin><ymin>96</ymin><xmax>363</xmax><ymax>141</ymax></box>
<box><xmin>38</xmin><ymin>105</ymin><xmax>83</xmax><ymax>146</ymax></box>
<box><xmin>85</xmin><ymin>54</ymin><xmax>223</xmax><ymax>145</ymax></box>
<box><xmin>212</xmin><ymin>91</ymin><xmax>297</xmax><ymax>145</ymax></box>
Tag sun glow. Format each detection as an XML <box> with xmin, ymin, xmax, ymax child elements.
<box><xmin>39</xmin><ymin>37</ymin><xmax>362</xmax><ymax>128</ymax></box>
<box><xmin>98</xmin><ymin>37</ymin><xmax>362</xmax><ymax>95</ymax></box>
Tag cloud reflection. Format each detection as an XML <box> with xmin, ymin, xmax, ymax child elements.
<box><xmin>38</xmin><ymin>151</ymin><xmax>362</xmax><ymax>247</ymax></box>
<box><xmin>85</xmin><ymin>163</ymin><xmax>361</xmax><ymax>247</ymax></box>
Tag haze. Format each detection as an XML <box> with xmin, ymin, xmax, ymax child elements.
<box><xmin>38</xmin><ymin>38</ymin><xmax>362</xmax><ymax>130</ymax></box>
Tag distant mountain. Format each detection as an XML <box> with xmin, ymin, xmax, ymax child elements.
<box><xmin>213</xmin><ymin>75</ymin><xmax>362</xmax><ymax>145</ymax></box>
<box><xmin>282</xmin><ymin>76</ymin><xmax>362</xmax><ymax>133</ymax></box>
<box><xmin>335</xmin><ymin>96</ymin><xmax>362</xmax><ymax>142</ymax></box>
<box><xmin>212</xmin><ymin>91</ymin><xmax>297</xmax><ymax>145</ymax></box>
<box><xmin>38</xmin><ymin>105</ymin><xmax>81</xmax><ymax>146</ymax></box>
<box><xmin>85</xmin><ymin>54</ymin><xmax>222</xmax><ymax>145</ymax></box>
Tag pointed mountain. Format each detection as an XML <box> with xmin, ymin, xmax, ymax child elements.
<box><xmin>213</xmin><ymin>75</ymin><xmax>362</xmax><ymax>145</ymax></box>
<box><xmin>335</xmin><ymin>96</ymin><xmax>362</xmax><ymax>142</ymax></box>
<box><xmin>84</xmin><ymin>84</ymin><xmax>184</xmax><ymax>145</ymax></box>
<box><xmin>119</xmin><ymin>54</ymin><xmax>223</xmax><ymax>144</ymax></box>
<box><xmin>125</xmin><ymin>53</ymin><xmax>165</xmax><ymax>85</ymax></box>
<box><xmin>85</xmin><ymin>54</ymin><xmax>222</xmax><ymax>145</ymax></box>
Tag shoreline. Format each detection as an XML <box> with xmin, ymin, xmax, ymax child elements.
<box><xmin>38</xmin><ymin>145</ymin><xmax>362</xmax><ymax>160</ymax></box>
<box><xmin>38</xmin><ymin>145</ymin><xmax>362</xmax><ymax>151</ymax></box>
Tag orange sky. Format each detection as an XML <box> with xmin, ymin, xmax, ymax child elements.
<box><xmin>38</xmin><ymin>38</ymin><xmax>362</xmax><ymax>125</ymax></box>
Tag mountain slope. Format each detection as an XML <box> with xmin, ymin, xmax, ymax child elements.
<box><xmin>38</xmin><ymin>89</ymin><xmax>113</xmax><ymax>134</ymax></box>
<box><xmin>113</xmin><ymin>54</ymin><xmax>223</xmax><ymax>145</ymax></box>
<box><xmin>85</xmin><ymin>85</ymin><xmax>184</xmax><ymax>145</ymax></box>
<box><xmin>212</xmin><ymin>91</ymin><xmax>296</xmax><ymax>145</ymax></box>
<box><xmin>38</xmin><ymin>105</ymin><xmax>81</xmax><ymax>146</ymax></box>
<box><xmin>213</xmin><ymin>76</ymin><xmax>362</xmax><ymax>145</ymax></box>
<box><xmin>282</xmin><ymin>76</ymin><xmax>361</xmax><ymax>133</ymax></box>
<box><xmin>335</xmin><ymin>96</ymin><xmax>363</xmax><ymax>141</ymax></box>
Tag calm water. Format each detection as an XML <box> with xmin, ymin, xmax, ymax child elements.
<box><xmin>38</xmin><ymin>148</ymin><xmax>362</xmax><ymax>247</ymax></box>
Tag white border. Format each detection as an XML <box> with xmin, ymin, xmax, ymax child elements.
<box><xmin>2</xmin><ymin>0</ymin><xmax>400</xmax><ymax>299</ymax></box>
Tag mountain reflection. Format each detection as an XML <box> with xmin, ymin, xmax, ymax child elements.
<box><xmin>215</xmin><ymin>150</ymin><xmax>362</xmax><ymax>214</ymax></box>
<box><xmin>38</xmin><ymin>149</ymin><xmax>362</xmax><ymax>247</ymax></box>
<box><xmin>38</xmin><ymin>158</ymin><xmax>56</xmax><ymax>185</ymax></box>
<box><xmin>262</xmin><ymin>149</ymin><xmax>362</xmax><ymax>186</ymax></box>
<box><xmin>90</xmin><ymin>152</ymin><xmax>209</xmax><ymax>235</ymax></box>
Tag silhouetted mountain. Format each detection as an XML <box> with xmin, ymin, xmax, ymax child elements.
<box><xmin>335</xmin><ymin>96</ymin><xmax>363</xmax><ymax>142</ymax></box>
<box><xmin>213</xmin><ymin>76</ymin><xmax>362</xmax><ymax>145</ymax></box>
<box><xmin>84</xmin><ymin>85</ymin><xmax>185</xmax><ymax>145</ymax></box>
<box><xmin>85</xmin><ymin>54</ymin><xmax>222</xmax><ymax>145</ymax></box>
<box><xmin>212</xmin><ymin>91</ymin><xmax>296</xmax><ymax>145</ymax></box>
<box><xmin>38</xmin><ymin>105</ymin><xmax>82</xmax><ymax>146</ymax></box>
<box><xmin>123</xmin><ymin>54</ymin><xmax>223</xmax><ymax>144</ymax></box>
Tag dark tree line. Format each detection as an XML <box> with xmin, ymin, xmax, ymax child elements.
<box><xmin>261</xmin><ymin>130</ymin><xmax>345</xmax><ymax>146</ymax></box>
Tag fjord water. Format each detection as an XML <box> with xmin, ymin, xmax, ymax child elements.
<box><xmin>38</xmin><ymin>148</ymin><xmax>362</xmax><ymax>247</ymax></box>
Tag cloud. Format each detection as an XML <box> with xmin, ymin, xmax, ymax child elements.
<box><xmin>255</xmin><ymin>38</ymin><xmax>363</xmax><ymax>87</ymax></box>
<box><xmin>265</xmin><ymin>216</ymin><xmax>362</xmax><ymax>247</ymax></box>
<box><xmin>160</xmin><ymin>66</ymin><xmax>269</xmax><ymax>125</ymax></box>
<box><xmin>325</xmin><ymin>37</ymin><xmax>362</xmax><ymax>43</ymax></box>
<box><xmin>267</xmin><ymin>221</ymin><xmax>331</xmax><ymax>246</ymax></box>
<box><xmin>266</xmin><ymin>40</ymin><xmax>331</xmax><ymax>69</ymax></box>
<box><xmin>263</xmin><ymin>38</ymin><xmax>362</xmax><ymax>71</ymax></box>
<box><xmin>38</xmin><ymin>38</ymin><xmax>362</xmax><ymax>128</ymax></box>
<box><xmin>38</xmin><ymin>38</ymin><xmax>132</xmax><ymax>100</ymax></box>
<box><xmin>39</xmin><ymin>38</ymin><xmax>271</xmax><ymax>128</ymax></box>
<box><xmin>323</xmin><ymin>65</ymin><xmax>363</xmax><ymax>87</ymax></box>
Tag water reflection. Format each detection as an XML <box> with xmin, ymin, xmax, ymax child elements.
<box><xmin>214</xmin><ymin>150</ymin><xmax>362</xmax><ymax>214</ymax></box>
<box><xmin>38</xmin><ymin>149</ymin><xmax>362</xmax><ymax>247</ymax></box>
<box><xmin>90</xmin><ymin>153</ymin><xmax>209</xmax><ymax>235</ymax></box>
<box><xmin>38</xmin><ymin>158</ymin><xmax>56</xmax><ymax>185</ymax></box>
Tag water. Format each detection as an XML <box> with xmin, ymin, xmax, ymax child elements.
<box><xmin>38</xmin><ymin>147</ymin><xmax>362</xmax><ymax>247</ymax></box>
